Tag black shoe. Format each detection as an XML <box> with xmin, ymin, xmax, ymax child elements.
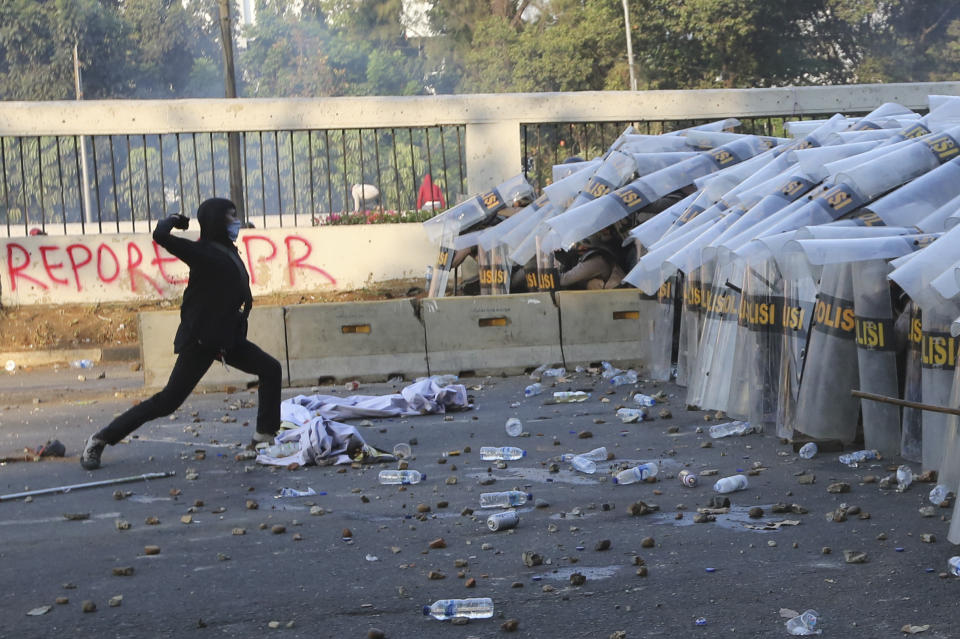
<box><xmin>80</xmin><ymin>435</ymin><xmax>106</xmax><ymax>470</ymax></box>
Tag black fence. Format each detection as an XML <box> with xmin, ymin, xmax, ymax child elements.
<box><xmin>0</xmin><ymin>125</ymin><xmax>467</xmax><ymax>236</ymax></box>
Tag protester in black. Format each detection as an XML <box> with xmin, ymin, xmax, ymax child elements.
<box><xmin>81</xmin><ymin>198</ymin><xmax>282</xmax><ymax>470</ymax></box>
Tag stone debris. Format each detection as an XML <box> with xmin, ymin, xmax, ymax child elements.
<box><xmin>367</xmin><ymin>629</ymin><xmax>386</xmax><ymax>639</ymax></box>
<box><xmin>427</xmin><ymin>571</ymin><xmax>445</xmax><ymax>580</ymax></box>
<box><xmin>144</xmin><ymin>545</ymin><xmax>161</xmax><ymax>555</ymax></box>
<box><xmin>570</xmin><ymin>572</ymin><xmax>586</xmax><ymax>586</ymax></box>
<box><xmin>108</xmin><ymin>595</ymin><xmax>123</xmax><ymax>607</ymax></box>
<box><xmin>145</xmin><ymin>516</ymin><xmax>160</xmax><ymax>525</ymax></box>
<box><xmin>595</xmin><ymin>539</ymin><xmax>612</xmax><ymax>551</ymax></box>
<box><xmin>901</xmin><ymin>625</ymin><xmax>931</xmax><ymax>634</ymax></box>
<box><xmin>26</xmin><ymin>605</ymin><xmax>52</xmax><ymax>616</ymax></box>
<box><xmin>112</xmin><ymin>566</ymin><xmax>135</xmax><ymax>576</ymax></box>
<box><xmin>428</xmin><ymin>538</ymin><xmax>447</xmax><ymax>549</ymax></box>
<box><xmin>501</xmin><ymin>619</ymin><xmax>519</xmax><ymax>632</ymax></box>
<box><xmin>115</xmin><ymin>519</ymin><xmax>131</xmax><ymax>530</ymax></box>
<box><xmin>827</xmin><ymin>482</ymin><xmax>851</xmax><ymax>494</ymax></box>
<box><xmin>81</xmin><ymin>600</ymin><xmax>97</xmax><ymax>613</ymax></box>
<box><xmin>63</xmin><ymin>513</ymin><xmax>90</xmax><ymax>521</ymax></box>
<box><xmin>522</xmin><ymin>551</ymin><xmax>543</xmax><ymax>567</ymax></box>
<box><xmin>641</xmin><ymin>537</ymin><xmax>655</xmax><ymax>548</ymax></box>
<box><xmin>920</xmin><ymin>534</ymin><xmax>936</xmax><ymax>543</ymax></box>
<box><xmin>843</xmin><ymin>550</ymin><xmax>868</xmax><ymax>564</ymax></box>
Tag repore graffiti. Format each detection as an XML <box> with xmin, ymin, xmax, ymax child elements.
<box><xmin>0</xmin><ymin>225</ymin><xmax>433</xmax><ymax>305</ymax></box>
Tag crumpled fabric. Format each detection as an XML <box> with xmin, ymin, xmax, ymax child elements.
<box><xmin>280</xmin><ymin>378</ymin><xmax>469</xmax><ymax>421</ymax></box>
<box><xmin>257</xmin><ymin>378</ymin><xmax>470</xmax><ymax>466</ymax></box>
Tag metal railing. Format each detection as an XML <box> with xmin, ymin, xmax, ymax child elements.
<box><xmin>0</xmin><ymin>125</ymin><xmax>467</xmax><ymax>236</ymax></box>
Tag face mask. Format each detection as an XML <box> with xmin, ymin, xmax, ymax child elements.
<box><xmin>226</xmin><ymin>220</ymin><xmax>242</xmax><ymax>242</ymax></box>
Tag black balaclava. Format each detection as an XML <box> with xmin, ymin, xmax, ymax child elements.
<box><xmin>197</xmin><ymin>198</ymin><xmax>237</xmax><ymax>247</ymax></box>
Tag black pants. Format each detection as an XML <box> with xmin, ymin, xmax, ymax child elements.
<box><xmin>97</xmin><ymin>340</ymin><xmax>282</xmax><ymax>445</ymax></box>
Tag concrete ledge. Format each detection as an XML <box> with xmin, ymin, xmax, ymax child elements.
<box><xmin>284</xmin><ymin>299</ymin><xmax>428</xmax><ymax>385</ymax></box>
<box><xmin>139</xmin><ymin>307</ymin><xmax>288</xmax><ymax>389</ymax></box>
<box><xmin>557</xmin><ymin>289</ymin><xmax>651</xmax><ymax>370</ymax></box>
<box><xmin>422</xmin><ymin>293</ymin><xmax>562</xmax><ymax>376</ymax></box>
<box><xmin>0</xmin><ymin>347</ymin><xmax>101</xmax><ymax>368</ymax></box>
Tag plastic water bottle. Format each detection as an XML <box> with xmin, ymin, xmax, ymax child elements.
<box><xmin>713</xmin><ymin>474</ymin><xmax>749</xmax><ymax>493</ymax></box>
<box><xmin>708</xmin><ymin>421</ymin><xmax>754</xmax><ymax>438</ymax></box>
<box><xmin>784</xmin><ymin>609</ymin><xmax>820</xmax><ymax>636</ymax></box>
<box><xmin>616</xmin><ymin>407</ymin><xmax>646</xmax><ymax>423</ymax></box>
<box><xmin>633</xmin><ymin>393</ymin><xmax>656</xmax><ymax>406</ymax></box>
<box><xmin>601</xmin><ymin>361</ymin><xmax>621</xmax><ymax>379</ymax></box>
<box><xmin>837</xmin><ymin>449</ymin><xmax>879</xmax><ymax>467</ymax></box>
<box><xmin>480</xmin><ymin>446</ymin><xmax>525</xmax><ymax>461</ymax></box>
<box><xmin>505</xmin><ymin>417</ymin><xmax>523</xmax><ymax>437</ymax></box>
<box><xmin>529</xmin><ymin>364</ymin><xmax>548</xmax><ymax>380</ymax></box>
<box><xmin>378</xmin><ymin>469</ymin><xmax>425</xmax><ymax>485</ymax></box>
<box><xmin>424</xmin><ymin>265</ymin><xmax>433</xmax><ymax>290</ymax></box>
<box><xmin>423</xmin><ymin>598</ymin><xmax>494</xmax><ymax>620</ymax></box>
<box><xmin>486</xmin><ymin>511</ymin><xmax>520</xmax><ymax>531</ymax></box>
<box><xmin>560</xmin><ymin>447</ymin><xmax>607</xmax><ymax>463</ymax></box>
<box><xmin>610</xmin><ymin>370</ymin><xmax>638</xmax><ymax>386</ymax></box>
<box><xmin>798</xmin><ymin>442</ymin><xmax>818</xmax><ymax>459</ymax></box>
<box><xmin>678</xmin><ymin>470</ymin><xmax>697</xmax><ymax>487</ymax></box>
<box><xmin>896</xmin><ymin>465</ymin><xmax>913</xmax><ymax>491</ymax></box>
<box><xmin>553</xmin><ymin>391</ymin><xmax>590</xmax><ymax>403</ymax></box>
<box><xmin>570</xmin><ymin>456</ymin><xmax>597</xmax><ymax>474</ymax></box>
<box><xmin>71</xmin><ymin>359</ymin><xmax>93</xmax><ymax>369</ymax></box>
<box><xmin>612</xmin><ymin>463</ymin><xmax>659</xmax><ymax>485</ymax></box>
<box><xmin>542</xmin><ymin>367</ymin><xmax>566</xmax><ymax>378</ymax></box>
<box><xmin>263</xmin><ymin>441</ymin><xmax>300</xmax><ymax>457</ymax></box>
<box><xmin>948</xmin><ymin>556</ymin><xmax>960</xmax><ymax>577</ymax></box>
<box><xmin>524</xmin><ymin>383</ymin><xmax>543</xmax><ymax>397</ymax></box>
<box><xmin>479</xmin><ymin>490</ymin><xmax>532</xmax><ymax>508</ymax></box>
<box><xmin>432</xmin><ymin>374</ymin><xmax>459</xmax><ymax>386</ymax></box>
<box><xmin>929</xmin><ymin>484</ymin><xmax>949</xmax><ymax>506</ymax></box>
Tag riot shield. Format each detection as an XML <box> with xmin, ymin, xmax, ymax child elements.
<box><xmin>552</xmin><ymin>159</ymin><xmax>601</xmax><ymax>183</ymax></box>
<box><xmin>647</xmin><ymin>274</ymin><xmax>680</xmax><ymax>381</ymax></box>
<box><xmin>423</xmin><ymin>173</ymin><xmax>534</xmax><ymax>243</ymax></box>
<box><xmin>794</xmin><ymin>262</ymin><xmax>861</xmax><ymax>442</ymax></box>
<box><xmin>901</xmin><ymin>303</ymin><xmax>923</xmax><ymax>462</ymax></box>
<box><xmin>626</xmin><ymin>191</ymin><xmax>704</xmax><ymax>251</ymax></box>
<box><xmin>920</xmin><ymin>193</ymin><xmax>960</xmax><ymax>232</ymax></box>
<box><xmin>567</xmin><ymin>150</ymin><xmax>638</xmax><ymax>210</ymax></box>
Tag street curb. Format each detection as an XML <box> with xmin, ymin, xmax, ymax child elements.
<box><xmin>0</xmin><ymin>345</ymin><xmax>139</xmax><ymax>368</ymax></box>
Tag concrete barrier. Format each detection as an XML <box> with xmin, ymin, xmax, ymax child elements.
<box><xmin>139</xmin><ymin>307</ymin><xmax>288</xmax><ymax>388</ymax></box>
<box><xmin>422</xmin><ymin>293</ymin><xmax>562</xmax><ymax>376</ymax></box>
<box><xmin>284</xmin><ymin>300</ymin><xmax>428</xmax><ymax>385</ymax></box>
<box><xmin>556</xmin><ymin>289</ymin><xmax>650</xmax><ymax>370</ymax></box>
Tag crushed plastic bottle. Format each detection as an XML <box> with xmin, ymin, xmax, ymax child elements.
<box><xmin>71</xmin><ymin>359</ymin><xmax>93</xmax><ymax>369</ymax></box>
<box><xmin>610</xmin><ymin>370</ymin><xmax>638</xmax><ymax>386</ymax></box>
<box><xmin>948</xmin><ymin>556</ymin><xmax>960</xmax><ymax>577</ymax></box>
<box><xmin>798</xmin><ymin>442</ymin><xmax>818</xmax><ymax>459</ymax></box>
<box><xmin>424</xmin><ymin>265</ymin><xmax>433</xmax><ymax>291</ymax></box>
<box><xmin>262</xmin><ymin>441</ymin><xmax>300</xmax><ymax>457</ymax></box>
<box><xmin>505</xmin><ymin>417</ymin><xmax>523</xmax><ymax>437</ymax></box>
<box><xmin>896</xmin><ymin>465</ymin><xmax>913</xmax><ymax>492</ymax></box>
<box><xmin>479</xmin><ymin>490</ymin><xmax>532</xmax><ymax>508</ymax></box>
<box><xmin>612</xmin><ymin>463</ymin><xmax>659</xmax><ymax>485</ymax></box>
<box><xmin>344</xmin><ymin>380</ymin><xmax>360</xmax><ymax>391</ymax></box>
<box><xmin>570</xmin><ymin>456</ymin><xmax>597</xmax><ymax>474</ymax></box>
<box><xmin>553</xmin><ymin>391</ymin><xmax>590</xmax><ymax>403</ymax></box>
<box><xmin>378</xmin><ymin>469</ymin><xmax>425</xmax><ymax>485</ymax></box>
<box><xmin>542</xmin><ymin>367</ymin><xmax>566</xmax><ymax>378</ymax></box>
<box><xmin>708</xmin><ymin>420</ymin><xmax>755</xmax><ymax>438</ymax></box>
<box><xmin>487</xmin><ymin>511</ymin><xmax>520</xmax><ymax>531</ymax></box>
<box><xmin>560</xmin><ymin>447</ymin><xmax>607</xmax><ymax>462</ymax></box>
<box><xmin>837</xmin><ymin>449</ymin><xmax>880</xmax><ymax>467</ymax></box>
<box><xmin>600</xmin><ymin>361</ymin><xmax>622</xmax><ymax>379</ymax></box>
<box><xmin>277</xmin><ymin>487</ymin><xmax>317</xmax><ymax>498</ymax></box>
<box><xmin>524</xmin><ymin>383</ymin><xmax>543</xmax><ymax>397</ymax></box>
<box><xmin>431</xmin><ymin>374</ymin><xmax>459</xmax><ymax>386</ymax></box>
<box><xmin>616</xmin><ymin>407</ymin><xmax>647</xmax><ymax>423</ymax></box>
<box><xmin>713</xmin><ymin>474</ymin><xmax>749</xmax><ymax>494</ymax></box>
<box><xmin>633</xmin><ymin>393</ymin><xmax>656</xmax><ymax>407</ymax></box>
<box><xmin>392</xmin><ymin>443</ymin><xmax>412</xmax><ymax>459</ymax></box>
<box><xmin>529</xmin><ymin>364</ymin><xmax>548</xmax><ymax>380</ymax></box>
<box><xmin>784</xmin><ymin>609</ymin><xmax>821</xmax><ymax>635</ymax></box>
<box><xmin>929</xmin><ymin>484</ymin><xmax>949</xmax><ymax>506</ymax></box>
<box><xmin>479</xmin><ymin>446</ymin><xmax>526</xmax><ymax>461</ymax></box>
<box><xmin>423</xmin><ymin>598</ymin><xmax>494</xmax><ymax>620</ymax></box>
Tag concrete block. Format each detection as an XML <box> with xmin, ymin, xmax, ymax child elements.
<box><xmin>423</xmin><ymin>293</ymin><xmax>562</xmax><ymax>376</ymax></box>
<box><xmin>139</xmin><ymin>307</ymin><xmax>288</xmax><ymax>389</ymax></box>
<box><xmin>557</xmin><ymin>289</ymin><xmax>653</xmax><ymax>371</ymax></box>
<box><xmin>284</xmin><ymin>299</ymin><xmax>428</xmax><ymax>385</ymax></box>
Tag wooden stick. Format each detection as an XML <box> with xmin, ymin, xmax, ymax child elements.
<box><xmin>851</xmin><ymin>389</ymin><xmax>960</xmax><ymax>417</ymax></box>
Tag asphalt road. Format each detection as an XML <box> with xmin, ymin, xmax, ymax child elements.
<box><xmin>1</xmin><ymin>364</ymin><xmax>959</xmax><ymax>638</ymax></box>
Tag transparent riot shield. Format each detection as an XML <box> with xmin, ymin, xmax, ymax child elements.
<box><xmin>676</xmin><ymin>268</ymin><xmax>704</xmax><ymax>387</ymax></box>
<box><xmin>647</xmin><ymin>275</ymin><xmax>680</xmax><ymax>381</ymax></box>
<box><xmin>919</xmin><ymin>308</ymin><xmax>960</xmax><ymax>472</ymax></box>
<box><xmin>900</xmin><ymin>303</ymin><xmax>923</xmax><ymax>462</ymax></box>
<box><xmin>626</xmin><ymin>191</ymin><xmax>703</xmax><ymax>251</ymax></box>
<box><xmin>567</xmin><ymin>150</ymin><xmax>638</xmax><ymax>210</ymax></box>
<box><xmin>698</xmin><ymin>259</ymin><xmax>744</xmax><ymax>414</ymax></box>
<box><xmin>476</xmin><ymin>245</ymin><xmax>511</xmax><ymax>295</ymax></box>
<box><xmin>852</xmin><ymin>259</ymin><xmax>904</xmax><ymax>457</ymax></box>
<box><xmin>775</xmin><ymin>252</ymin><xmax>817</xmax><ymax>439</ymax></box>
<box><xmin>427</xmin><ymin>219</ymin><xmax>458</xmax><ymax>298</ymax></box>
<box><xmin>534</xmin><ymin>236</ymin><xmax>560</xmax><ymax>293</ymax></box>
<box><xmin>920</xmin><ymin>193</ymin><xmax>960</xmax><ymax>232</ymax></box>
<box><xmin>552</xmin><ymin>159</ymin><xmax>601</xmax><ymax>183</ymax></box>
<box><xmin>743</xmin><ymin>251</ymin><xmax>785</xmax><ymax>431</ymax></box>
<box><xmin>423</xmin><ymin>173</ymin><xmax>534</xmax><ymax>243</ymax></box>
<box><xmin>794</xmin><ymin>262</ymin><xmax>861</xmax><ymax>442</ymax></box>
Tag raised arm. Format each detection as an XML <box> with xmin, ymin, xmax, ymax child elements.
<box><xmin>153</xmin><ymin>215</ymin><xmax>210</xmax><ymax>267</ymax></box>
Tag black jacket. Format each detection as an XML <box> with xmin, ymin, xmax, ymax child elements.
<box><xmin>153</xmin><ymin>200</ymin><xmax>252</xmax><ymax>354</ymax></box>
